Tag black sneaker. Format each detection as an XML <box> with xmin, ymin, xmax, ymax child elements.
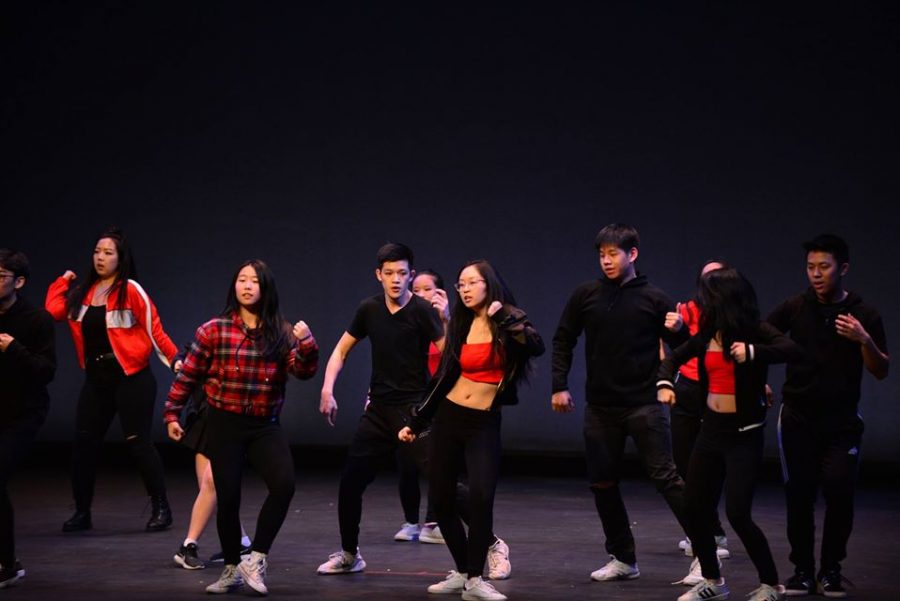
<box><xmin>784</xmin><ymin>570</ymin><xmax>816</xmax><ymax>596</ymax></box>
<box><xmin>0</xmin><ymin>561</ymin><xmax>25</xmax><ymax>589</ymax></box>
<box><xmin>173</xmin><ymin>542</ymin><xmax>205</xmax><ymax>570</ymax></box>
<box><xmin>818</xmin><ymin>569</ymin><xmax>851</xmax><ymax>598</ymax></box>
<box><xmin>208</xmin><ymin>545</ymin><xmax>252</xmax><ymax>563</ymax></box>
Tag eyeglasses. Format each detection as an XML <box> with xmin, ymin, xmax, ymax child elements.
<box><xmin>454</xmin><ymin>279</ymin><xmax>485</xmax><ymax>291</ymax></box>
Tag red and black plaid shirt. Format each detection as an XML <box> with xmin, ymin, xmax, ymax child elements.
<box><xmin>164</xmin><ymin>312</ymin><xmax>318</xmax><ymax>422</ymax></box>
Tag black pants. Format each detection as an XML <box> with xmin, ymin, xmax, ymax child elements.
<box><xmin>583</xmin><ymin>403</ymin><xmax>687</xmax><ymax>565</ymax></box>
<box><xmin>687</xmin><ymin>412</ymin><xmax>777</xmax><ymax>585</ymax></box>
<box><xmin>0</xmin><ymin>411</ymin><xmax>46</xmax><ymax>565</ymax></box>
<box><xmin>671</xmin><ymin>376</ymin><xmax>726</xmax><ymax>539</ymax></box>
<box><xmin>71</xmin><ymin>362</ymin><xmax>166</xmax><ymax>509</ymax></box>
<box><xmin>396</xmin><ymin>435</ymin><xmax>437</xmax><ymax>524</ymax></box>
<box><xmin>778</xmin><ymin>404</ymin><xmax>862</xmax><ymax>575</ymax></box>
<box><xmin>338</xmin><ymin>402</ymin><xmax>447</xmax><ymax>552</ymax></box>
<box><xmin>429</xmin><ymin>399</ymin><xmax>501</xmax><ymax>578</ymax></box>
<box><xmin>205</xmin><ymin>407</ymin><xmax>296</xmax><ymax>565</ymax></box>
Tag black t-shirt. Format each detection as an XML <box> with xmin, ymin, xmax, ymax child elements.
<box><xmin>347</xmin><ymin>294</ymin><xmax>444</xmax><ymax>404</ymax></box>
<box><xmin>767</xmin><ymin>288</ymin><xmax>888</xmax><ymax>426</ymax></box>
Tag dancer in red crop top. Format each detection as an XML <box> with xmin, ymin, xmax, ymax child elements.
<box><xmin>663</xmin><ymin>260</ymin><xmax>732</xmax><ymax>563</ymax></box>
<box><xmin>399</xmin><ymin>259</ymin><xmax>543</xmax><ymax>601</ymax></box>
<box><xmin>658</xmin><ymin>268</ymin><xmax>802</xmax><ymax>601</ymax></box>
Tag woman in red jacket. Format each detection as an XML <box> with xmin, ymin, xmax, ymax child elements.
<box><xmin>45</xmin><ymin>227</ymin><xmax>179</xmax><ymax>533</ymax></box>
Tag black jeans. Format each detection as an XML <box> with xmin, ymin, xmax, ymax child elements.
<box><xmin>671</xmin><ymin>376</ymin><xmax>726</xmax><ymax>539</ymax></box>
<box><xmin>429</xmin><ymin>399</ymin><xmax>502</xmax><ymax>578</ymax></box>
<box><xmin>778</xmin><ymin>404</ymin><xmax>862</xmax><ymax>575</ymax></box>
<box><xmin>686</xmin><ymin>412</ymin><xmax>778</xmax><ymax>585</ymax></box>
<box><xmin>583</xmin><ymin>403</ymin><xmax>687</xmax><ymax>565</ymax></box>
<box><xmin>338</xmin><ymin>402</ymin><xmax>431</xmax><ymax>552</ymax></box>
<box><xmin>71</xmin><ymin>362</ymin><xmax>166</xmax><ymax>509</ymax></box>
<box><xmin>205</xmin><ymin>407</ymin><xmax>296</xmax><ymax>565</ymax></box>
<box><xmin>0</xmin><ymin>411</ymin><xmax>46</xmax><ymax>565</ymax></box>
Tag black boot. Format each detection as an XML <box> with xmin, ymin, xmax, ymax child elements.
<box><xmin>146</xmin><ymin>494</ymin><xmax>172</xmax><ymax>532</ymax></box>
<box><xmin>62</xmin><ymin>509</ymin><xmax>92</xmax><ymax>532</ymax></box>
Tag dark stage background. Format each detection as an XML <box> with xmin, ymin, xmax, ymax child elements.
<box><xmin>4</xmin><ymin>3</ymin><xmax>898</xmax><ymax>460</ymax></box>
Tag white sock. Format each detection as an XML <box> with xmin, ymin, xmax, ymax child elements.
<box><xmin>241</xmin><ymin>535</ymin><xmax>252</xmax><ymax>547</ymax></box>
<box><xmin>183</xmin><ymin>537</ymin><xmax>197</xmax><ymax>546</ymax></box>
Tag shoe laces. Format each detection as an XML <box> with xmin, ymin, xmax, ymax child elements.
<box><xmin>820</xmin><ymin>571</ymin><xmax>855</xmax><ymax>590</ymax></box>
<box><xmin>745</xmin><ymin>583</ymin><xmax>783</xmax><ymax>600</ymax></box>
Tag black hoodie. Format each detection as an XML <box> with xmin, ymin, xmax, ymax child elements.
<box><xmin>767</xmin><ymin>288</ymin><xmax>887</xmax><ymax>425</ymax></box>
<box><xmin>552</xmin><ymin>274</ymin><xmax>688</xmax><ymax>407</ymax></box>
<box><xmin>0</xmin><ymin>296</ymin><xmax>56</xmax><ymax>424</ymax></box>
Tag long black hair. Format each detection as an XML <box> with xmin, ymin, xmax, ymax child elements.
<box><xmin>438</xmin><ymin>259</ymin><xmax>531</xmax><ymax>383</ymax></box>
<box><xmin>698</xmin><ymin>267</ymin><xmax>760</xmax><ymax>359</ymax></box>
<box><xmin>66</xmin><ymin>226</ymin><xmax>137</xmax><ymax>318</ymax></box>
<box><xmin>692</xmin><ymin>258</ymin><xmax>730</xmax><ymax>307</ymax></box>
<box><xmin>223</xmin><ymin>259</ymin><xmax>291</xmax><ymax>358</ymax></box>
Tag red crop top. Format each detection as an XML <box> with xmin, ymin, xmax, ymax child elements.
<box><xmin>704</xmin><ymin>350</ymin><xmax>736</xmax><ymax>394</ymax></box>
<box><xmin>460</xmin><ymin>342</ymin><xmax>504</xmax><ymax>384</ymax></box>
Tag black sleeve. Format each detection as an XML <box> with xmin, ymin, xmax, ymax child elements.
<box><xmin>491</xmin><ymin>304</ymin><xmax>544</xmax><ymax>357</ymax></box>
<box><xmin>551</xmin><ymin>288</ymin><xmax>584</xmax><ymax>393</ymax></box>
<box><xmin>750</xmin><ymin>322</ymin><xmax>805</xmax><ymax>365</ymax></box>
<box><xmin>6</xmin><ymin>309</ymin><xmax>56</xmax><ymax>386</ymax></box>
<box><xmin>766</xmin><ymin>297</ymin><xmax>797</xmax><ymax>333</ymax></box>
<box><xmin>657</xmin><ymin>334</ymin><xmax>704</xmax><ymax>390</ymax></box>
<box><xmin>421</xmin><ymin>299</ymin><xmax>444</xmax><ymax>342</ymax></box>
<box><xmin>346</xmin><ymin>299</ymin><xmax>370</xmax><ymax>340</ymax></box>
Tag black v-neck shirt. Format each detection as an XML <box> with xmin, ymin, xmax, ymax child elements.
<box><xmin>347</xmin><ymin>294</ymin><xmax>443</xmax><ymax>404</ymax></box>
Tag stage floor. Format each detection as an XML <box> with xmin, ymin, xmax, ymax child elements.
<box><xmin>6</xmin><ymin>464</ymin><xmax>898</xmax><ymax>600</ymax></box>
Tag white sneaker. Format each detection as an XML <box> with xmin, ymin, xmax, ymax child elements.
<box><xmin>239</xmin><ymin>551</ymin><xmax>268</xmax><ymax>595</ymax></box>
<box><xmin>677</xmin><ymin>557</ymin><xmax>723</xmax><ymax>586</ymax></box>
<box><xmin>205</xmin><ymin>564</ymin><xmax>244</xmax><ymax>594</ymax></box>
<box><xmin>462</xmin><ymin>576</ymin><xmax>507</xmax><ymax>601</ymax></box>
<box><xmin>427</xmin><ymin>570</ymin><xmax>467</xmax><ymax>594</ymax></box>
<box><xmin>680</xmin><ymin>536</ymin><xmax>731</xmax><ymax>559</ymax></box>
<box><xmin>590</xmin><ymin>556</ymin><xmax>640</xmax><ymax>581</ymax></box>
<box><xmin>420</xmin><ymin>523</ymin><xmax>446</xmax><ymax>544</ymax></box>
<box><xmin>678</xmin><ymin>578</ymin><xmax>730</xmax><ymax>601</ymax></box>
<box><xmin>487</xmin><ymin>538</ymin><xmax>511</xmax><ymax>580</ymax></box>
<box><xmin>317</xmin><ymin>550</ymin><xmax>366</xmax><ymax>575</ymax></box>
<box><xmin>394</xmin><ymin>522</ymin><xmax>421</xmax><ymax>541</ymax></box>
<box><xmin>748</xmin><ymin>583</ymin><xmax>786</xmax><ymax>601</ymax></box>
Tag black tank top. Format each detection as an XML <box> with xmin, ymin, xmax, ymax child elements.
<box><xmin>83</xmin><ymin>304</ymin><xmax>114</xmax><ymax>360</ymax></box>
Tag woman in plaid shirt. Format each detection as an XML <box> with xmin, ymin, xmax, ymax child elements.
<box><xmin>164</xmin><ymin>259</ymin><xmax>319</xmax><ymax>596</ymax></box>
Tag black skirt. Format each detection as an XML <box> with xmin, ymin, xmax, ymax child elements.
<box><xmin>180</xmin><ymin>398</ymin><xmax>209</xmax><ymax>455</ymax></box>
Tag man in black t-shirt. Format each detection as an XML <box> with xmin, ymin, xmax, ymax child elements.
<box><xmin>317</xmin><ymin>243</ymin><xmax>444</xmax><ymax>575</ymax></box>
<box><xmin>768</xmin><ymin>234</ymin><xmax>889</xmax><ymax>597</ymax></box>
<box><xmin>0</xmin><ymin>249</ymin><xmax>56</xmax><ymax>589</ymax></box>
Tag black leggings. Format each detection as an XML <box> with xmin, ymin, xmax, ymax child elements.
<box><xmin>0</xmin><ymin>411</ymin><xmax>46</xmax><ymax>565</ymax></box>
<box><xmin>671</xmin><ymin>376</ymin><xmax>726</xmax><ymax>539</ymax></box>
<box><xmin>205</xmin><ymin>407</ymin><xmax>296</xmax><ymax>565</ymax></box>
<box><xmin>429</xmin><ymin>399</ymin><xmax>501</xmax><ymax>578</ymax></box>
<box><xmin>686</xmin><ymin>411</ymin><xmax>778</xmax><ymax>585</ymax></box>
<box><xmin>71</xmin><ymin>363</ymin><xmax>166</xmax><ymax>509</ymax></box>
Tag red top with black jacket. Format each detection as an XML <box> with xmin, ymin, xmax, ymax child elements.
<box><xmin>45</xmin><ymin>276</ymin><xmax>178</xmax><ymax>375</ymax></box>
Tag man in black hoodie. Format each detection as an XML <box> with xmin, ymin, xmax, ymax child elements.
<box><xmin>551</xmin><ymin>223</ymin><xmax>691</xmax><ymax>582</ymax></box>
<box><xmin>0</xmin><ymin>249</ymin><xmax>56</xmax><ymax>589</ymax></box>
<box><xmin>768</xmin><ymin>234</ymin><xmax>889</xmax><ymax>598</ymax></box>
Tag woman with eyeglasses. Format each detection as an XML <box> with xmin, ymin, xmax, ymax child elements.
<box><xmin>399</xmin><ymin>259</ymin><xmax>543</xmax><ymax>601</ymax></box>
<box><xmin>45</xmin><ymin>226</ymin><xmax>179</xmax><ymax>533</ymax></box>
<box><xmin>163</xmin><ymin>259</ymin><xmax>318</xmax><ymax>595</ymax></box>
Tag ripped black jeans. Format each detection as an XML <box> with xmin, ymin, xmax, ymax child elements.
<box><xmin>71</xmin><ymin>361</ymin><xmax>166</xmax><ymax>510</ymax></box>
<box><xmin>583</xmin><ymin>403</ymin><xmax>688</xmax><ymax>565</ymax></box>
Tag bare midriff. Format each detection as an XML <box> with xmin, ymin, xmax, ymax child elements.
<box><xmin>707</xmin><ymin>392</ymin><xmax>737</xmax><ymax>414</ymax></box>
<box><xmin>447</xmin><ymin>376</ymin><xmax>497</xmax><ymax>411</ymax></box>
